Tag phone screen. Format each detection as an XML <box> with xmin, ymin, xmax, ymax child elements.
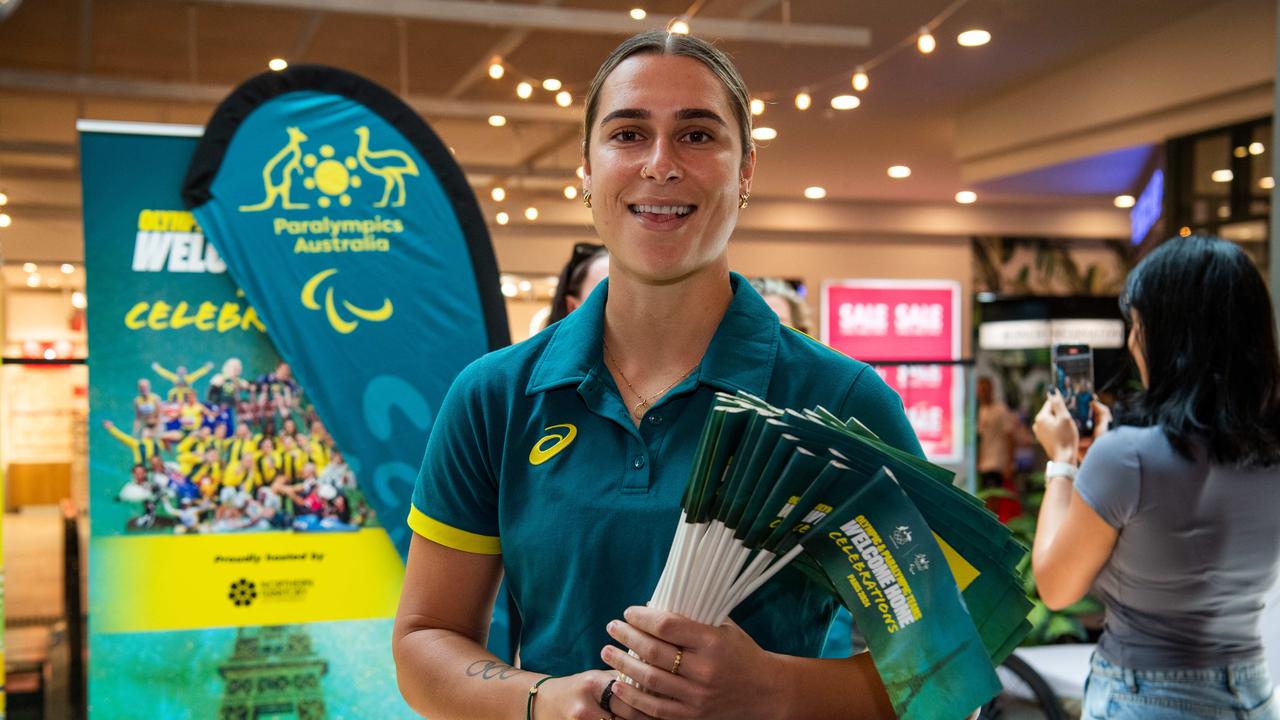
<box><xmin>1053</xmin><ymin>344</ymin><xmax>1094</xmax><ymax>434</ymax></box>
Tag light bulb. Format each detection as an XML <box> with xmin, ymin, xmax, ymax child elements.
<box><xmin>516</xmin><ymin>82</ymin><xmax>533</xmax><ymax>99</ymax></box>
<box><xmin>496</xmin><ymin>212</ymin><xmax>510</xmax><ymax>226</ymax></box>
<box><xmin>750</xmin><ymin>98</ymin><xmax>765</xmax><ymax>116</ymax></box>
<box><xmin>670</xmin><ymin>19</ymin><xmax>690</xmax><ymax>34</ymax></box>
<box><xmin>830</xmin><ymin>95</ymin><xmax>861</xmax><ymax>110</ymax></box>
<box><xmin>488</xmin><ymin>61</ymin><xmax>505</xmax><ymax>80</ymax></box>
<box><xmin>0</xmin><ymin>191</ymin><xmax>7</xmax><ymax>205</ymax></box>
<box><xmin>630</xmin><ymin>8</ymin><xmax>646</xmax><ymax>20</ymax></box>
<box><xmin>542</xmin><ymin>78</ymin><xmax>562</xmax><ymax>92</ymax></box>
<box><xmin>22</xmin><ymin>262</ymin><xmax>35</xmax><ymax>272</ymax></box>
<box><xmin>852</xmin><ymin>66</ymin><xmax>869</xmax><ymax>92</ymax></box>
<box><xmin>887</xmin><ymin>165</ymin><xmax>911</xmax><ymax>179</ymax></box>
<box><xmin>804</xmin><ymin>186</ymin><xmax>827</xmax><ymax>200</ymax></box>
<box><xmin>491</xmin><ymin>187</ymin><xmax>506</xmax><ymax>202</ymax></box>
<box><xmin>268</xmin><ymin>57</ymin><xmax>288</xmax><ymax>71</ymax></box>
<box><xmin>956</xmin><ymin>29</ymin><xmax>991</xmax><ymax>47</ymax></box>
<box><xmin>72</xmin><ymin>291</ymin><xmax>87</xmax><ymax>309</ymax></box>
<box><xmin>1249</xmin><ymin>142</ymin><xmax>1266</xmax><ymax>155</ymax></box>
<box><xmin>555</xmin><ymin>91</ymin><xmax>572</xmax><ymax>108</ymax></box>
<box><xmin>525</xmin><ymin>207</ymin><xmax>539</xmax><ymax>221</ymax></box>
<box><xmin>1113</xmin><ymin>195</ymin><xmax>1136</xmax><ymax>209</ymax></box>
<box><xmin>563</xmin><ymin>185</ymin><xmax>578</xmax><ymax>200</ymax></box>
<box><xmin>1260</xmin><ymin>176</ymin><xmax>1275</xmax><ymax>190</ymax></box>
<box><xmin>488</xmin><ymin>115</ymin><xmax>507</xmax><ymax>127</ymax></box>
<box><xmin>917</xmin><ymin>28</ymin><xmax>936</xmax><ymax>54</ymax></box>
<box><xmin>43</xmin><ymin>348</ymin><xmax>56</xmax><ymax>361</ymax></box>
<box><xmin>26</xmin><ymin>273</ymin><xmax>39</xmax><ymax>287</ymax></box>
<box><xmin>955</xmin><ymin>191</ymin><xmax>977</xmax><ymax>204</ymax></box>
<box><xmin>60</xmin><ymin>263</ymin><xmax>74</xmax><ymax>274</ymax></box>
<box><xmin>794</xmin><ymin>92</ymin><xmax>811</xmax><ymax>111</ymax></box>
<box><xmin>0</xmin><ymin>212</ymin><xmax>11</xmax><ymax>228</ymax></box>
<box><xmin>1211</xmin><ymin>169</ymin><xmax>1233</xmax><ymax>183</ymax></box>
<box><xmin>576</xmin><ymin>165</ymin><xmax>585</xmax><ymax>180</ymax></box>
<box><xmin>751</xmin><ymin>127</ymin><xmax>777</xmax><ymax>141</ymax></box>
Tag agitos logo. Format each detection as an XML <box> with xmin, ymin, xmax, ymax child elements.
<box><xmin>238</xmin><ymin>125</ymin><xmax>420</xmax><ymax>213</ymax></box>
<box><xmin>529</xmin><ymin>424</ymin><xmax>577</xmax><ymax>466</ymax></box>
<box><xmin>301</xmin><ymin>268</ymin><xmax>394</xmax><ymax>334</ymax></box>
<box><xmin>229</xmin><ymin>578</ymin><xmax>257</xmax><ymax>607</ymax></box>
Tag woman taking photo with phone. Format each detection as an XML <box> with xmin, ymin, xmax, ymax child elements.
<box><xmin>392</xmin><ymin>30</ymin><xmax>924</xmax><ymax>720</ymax></box>
<box><xmin>1032</xmin><ymin>235</ymin><xmax>1280</xmax><ymax>719</ymax></box>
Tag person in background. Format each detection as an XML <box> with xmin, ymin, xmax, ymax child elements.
<box><xmin>976</xmin><ymin>375</ymin><xmax>1020</xmax><ymax>521</ymax></box>
<box><xmin>750</xmin><ymin>277</ymin><xmax>810</xmax><ymax>335</ymax></box>
<box><xmin>545</xmin><ymin>242</ymin><xmax>610</xmax><ymax>328</ymax></box>
<box><xmin>1032</xmin><ymin>235</ymin><xmax>1280</xmax><ymax>720</ymax></box>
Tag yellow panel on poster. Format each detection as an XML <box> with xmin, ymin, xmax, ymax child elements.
<box><xmin>94</xmin><ymin>528</ymin><xmax>403</xmax><ymax>633</ymax></box>
<box><xmin>933</xmin><ymin>531</ymin><xmax>980</xmax><ymax>591</ymax></box>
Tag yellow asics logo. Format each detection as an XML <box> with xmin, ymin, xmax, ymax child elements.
<box><xmin>529</xmin><ymin>424</ymin><xmax>577</xmax><ymax>466</ymax></box>
<box><xmin>301</xmin><ymin>268</ymin><xmax>394</xmax><ymax>335</ymax></box>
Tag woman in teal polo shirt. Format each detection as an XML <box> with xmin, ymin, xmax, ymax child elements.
<box><xmin>393</xmin><ymin>31</ymin><xmax>922</xmax><ymax>720</ymax></box>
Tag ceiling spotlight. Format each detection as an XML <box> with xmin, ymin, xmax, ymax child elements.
<box><xmin>72</xmin><ymin>291</ymin><xmax>87</xmax><ymax>309</ymax></box>
<box><xmin>525</xmin><ymin>207</ymin><xmax>539</xmax><ymax>221</ymax></box>
<box><xmin>804</xmin><ymin>186</ymin><xmax>827</xmax><ymax>200</ymax></box>
<box><xmin>488</xmin><ymin>115</ymin><xmax>508</xmax><ymax>127</ymax></box>
<box><xmin>955</xmin><ymin>191</ymin><xmax>977</xmax><ymax>204</ymax></box>
<box><xmin>488</xmin><ymin>60</ymin><xmax>505</xmax><ymax>80</ymax></box>
<box><xmin>563</xmin><ymin>185</ymin><xmax>578</xmax><ymax>200</ymax></box>
<box><xmin>794</xmin><ymin>92</ymin><xmax>811</xmax><ymax>111</ymax></box>
<box><xmin>501</xmin><ymin>281</ymin><xmax>517</xmax><ymax>297</ymax></box>
<box><xmin>0</xmin><ymin>191</ymin><xmax>7</xmax><ymax>205</ymax></box>
<box><xmin>26</xmin><ymin>273</ymin><xmax>40</xmax><ymax>287</ymax></box>
<box><xmin>22</xmin><ymin>262</ymin><xmax>35</xmax><ymax>273</ymax></box>
<box><xmin>542</xmin><ymin>78</ymin><xmax>562</xmax><ymax>92</ymax></box>
<box><xmin>60</xmin><ymin>263</ymin><xmax>74</xmax><ymax>274</ymax></box>
<box><xmin>750</xmin><ymin>98</ymin><xmax>765</xmax><ymax>116</ymax></box>
<box><xmin>956</xmin><ymin>29</ymin><xmax>991</xmax><ymax>47</ymax></box>
<box><xmin>830</xmin><ymin>95</ymin><xmax>861</xmax><ymax>110</ymax></box>
<box><xmin>917</xmin><ymin>27</ymin><xmax>936</xmax><ymax>54</ymax></box>
<box><xmin>0</xmin><ymin>212</ymin><xmax>11</xmax><ymax>228</ymax></box>
<box><xmin>630</xmin><ymin>7</ymin><xmax>647</xmax><ymax>20</ymax></box>
<box><xmin>887</xmin><ymin>165</ymin><xmax>911</xmax><ymax>179</ymax></box>
<box><xmin>555</xmin><ymin>90</ymin><xmax>573</xmax><ymax>108</ymax></box>
<box><xmin>670</xmin><ymin>18</ymin><xmax>690</xmax><ymax>34</ymax></box>
<box><xmin>518</xmin><ymin>280</ymin><xmax>533</xmax><ymax>292</ymax></box>
<box><xmin>1250</xmin><ymin>142</ymin><xmax>1266</xmax><ymax>155</ymax></box>
<box><xmin>576</xmin><ymin>165</ymin><xmax>585</xmax><ymax>180</ymax></box>
<box><xmin>496</xmin><ymin>211</ymin><xmax>510</xmax><ymax>226</ymax></box>
<box><xmin>1234</xmin><ymin>146</ymin><xmax>1249</xmax><ymax>159</ymax></box>
<box><xmin>491</xmin><ymin>187</ymin><xmax>506</xmax><ymax>202</ymax></box>
<box><xmin>1114</xmin><ymin>194</ymin><xmax>1136</xmax><ymax>208</ymax></box>
<box><xmin>43</xmin><ymin>348</ymin><xmax>56</xmax><ymax>361</ymax></box>
<box><xmin>1211</xmin><ymin>169</ymin><xmax>1233</xmax><ymax>183</ymax></box>
<box><xmin>1261</xmin><ymin>176</ymin><xmax>1276</xmax><ymax>190</ymax></box>
<box><xmin>751</xmin><ymin>127</ymin><xmax>777</xmax><ymax>141</ymax></box>
<box><xmin>268</xmin><ymin>57</ymin><xmax>288</xmax><ymax>71</ymax></box>
<box><xmin>516</xmin><ymin>82</ymin><xmax>533</xmax><ymax>99</ymax></box>
<box><xmin>852</xmin><ymin>66</ymin><xmax>869</xmax><ymax>92</ymax></box>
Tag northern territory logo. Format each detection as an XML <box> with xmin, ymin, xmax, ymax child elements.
<box><xmin>301</xmin><ymin>268</ymin><xmax>393</xmax><ymax>334</ymax></box>
<box><xmin>529</xmin><ymin>424</ymin><xmax>577</xmax><ymax>466</ymax></box>
<box><xmin>239</xmin><ymin>125</ymin><xmax>420</xmax><ymax>212</ymax></box>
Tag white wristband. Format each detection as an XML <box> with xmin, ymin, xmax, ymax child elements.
<box><xmin>1046</xmin><ymin>461</ymin><xmax>1078</xmax><ymax>481</ymax></box>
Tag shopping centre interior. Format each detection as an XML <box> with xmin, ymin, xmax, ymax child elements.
<box><xmin>0</xmin><ymin>0</ymin><xmax>1278</xmax><ymax>717</ymax></box>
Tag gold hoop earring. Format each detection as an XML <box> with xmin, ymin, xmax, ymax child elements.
<box><xmin>738</xmin><ymin>192</ymin><xmax>749</xmax><ymax>209</ymax></box>
<box><xmin>582</xmin><ymin>190</ymin><xmax>592</xmax><ymax>208</ymax></box>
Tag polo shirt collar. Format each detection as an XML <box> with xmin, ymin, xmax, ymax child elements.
<box><xmin>526</xmin><ymin>271</ymin><xmax>778</xmax><ymax>398</ymax></box>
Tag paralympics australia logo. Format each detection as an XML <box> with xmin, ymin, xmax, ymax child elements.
<box><xmin>529</xmin><ymin>424</ymin><xmax>577</xmax><ymax>466</ymax></box>
<box><xmin>239</xmin><ymin>126</ymin><xmax>419</xmax><ymax>212</ymax></box>
<box><xmin>301</xmin><ymin>268</ymin><xmax>394</xmax><ymax>335</ymax></box>
<box><xmin>229</xmin><ymin>578</ymin><xmax>258</xmax><ymax>607</ymax></box>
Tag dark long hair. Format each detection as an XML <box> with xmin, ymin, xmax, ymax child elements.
<box><xmin>1122</xmin><ymin>235</ymin><xmax>1280</xmax><ymax>466</ymax></box>
<box><xmin>546</xmin><ymin>243</ymin><xmax>608</xmax><ymax>326</ymax></box>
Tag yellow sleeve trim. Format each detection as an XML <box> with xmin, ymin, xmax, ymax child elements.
<box><xmin>407</xmin><ymin>506</ymin><xmax>501</xmax><ymax>555</ymax></box>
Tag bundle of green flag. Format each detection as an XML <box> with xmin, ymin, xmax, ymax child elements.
<box><xmin>644</xmin><ymin>391</ymin><xmax>1033</xmax><ymax>719</ymax></box>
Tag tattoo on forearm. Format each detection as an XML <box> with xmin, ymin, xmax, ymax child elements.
<box><xmin>465</xmin><ymin>660</ymin><xmax>526</xmax><ymax>681</ymax></box>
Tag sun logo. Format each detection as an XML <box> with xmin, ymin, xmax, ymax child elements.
<box><xmin>301</xmin><ymin>268</ymin><xmax>394</xmax><ymax>334</ymax></box>
<box><xmin>301</xmin><ymin>144</ymin><xmax>363</xmax><ymax>209</ymax></box>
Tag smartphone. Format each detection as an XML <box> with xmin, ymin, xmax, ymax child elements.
<box><xmin>1052</xmin><ymin>344</ymin><xmax>1094</xmax><ymax>434</ymax></box>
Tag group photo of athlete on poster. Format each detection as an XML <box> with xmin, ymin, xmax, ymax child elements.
<box><xmin>102</xmin><ymin>356</ymin><xmax>371</xmax><ymax>535</ymax></box>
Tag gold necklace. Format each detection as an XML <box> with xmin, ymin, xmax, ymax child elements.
<box><xmin>603</xmin><ymin>341</ymin><xmax>698</xmax><ymax>420</ymax></box>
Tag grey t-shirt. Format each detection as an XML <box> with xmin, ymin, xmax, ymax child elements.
<box><xmin>1076</xmin><ymin>425</ymin><xmax>1280</xmax><ymax>669</ymax></box>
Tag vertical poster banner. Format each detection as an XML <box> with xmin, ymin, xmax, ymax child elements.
<box><xmin>82</xmin><ymin>122</ymin><xmax>417</xmax><ymax>719</ymax></box>
<box><xmin>181</xmin><ymin>66</ymin><xmax>509</xmax><ymax>558</ymax></box>
<box><xmin>821</xmin><ymin>280</ymin><xmax>962</xmax><ymax>462</ymax></box>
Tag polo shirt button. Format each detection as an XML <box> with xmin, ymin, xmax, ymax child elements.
<box><xmin>632</xmin><ymin>455</ymin><xmax>646</xmax><ymax>470</ymax></box>
<box><xmin>647</xmin><ymin>414</ymin><xmax>663</xmax><ymax>426</ymax></box>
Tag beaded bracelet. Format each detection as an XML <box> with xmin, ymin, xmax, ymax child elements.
<box><xmin>526</xmin><ymin>675</ymin><xmax>555</xmax><ymax>720</ymax></box>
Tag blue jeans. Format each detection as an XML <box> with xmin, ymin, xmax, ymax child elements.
<box><xmin>1084</xmin><ymin>651</ymin><xmax>1278</xmax><ymax>719</ymax></box>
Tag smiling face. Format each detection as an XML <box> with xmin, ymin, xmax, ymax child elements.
<box><xmin>584</xmin><ymin>53</ymin><xmax>754</xmax><ymax>285</ymax></box>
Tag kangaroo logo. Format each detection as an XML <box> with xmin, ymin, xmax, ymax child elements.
<box><xmin>239</xmin><ymin>126</ymin><xmax>419</xmax><ymax>212</ymax></box>
<box><xmin>529</xmin><ymin>424</ymin><xmax>577</xmax><ymax>466</ymax></box>
<box><xmin>301</xmin><ymin>268</ymin><xmax>394</xmax><ymax>334</ymax></box>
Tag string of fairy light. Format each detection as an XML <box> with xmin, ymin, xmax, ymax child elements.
<box><xmin>475</xmin><ymin>2</ymin><xmax>997</xmax><ymax>223</ymax></box>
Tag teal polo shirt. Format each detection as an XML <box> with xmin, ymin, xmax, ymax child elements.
<box><xmin>409</xmin><ymin>272</ymin><xmax>923</xmax><ymax>677</ymax></box>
